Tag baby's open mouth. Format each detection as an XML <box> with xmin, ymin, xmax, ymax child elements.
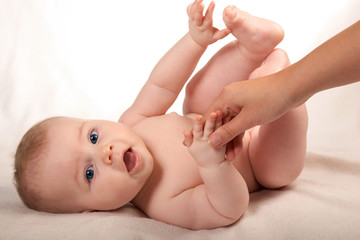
<box><xmin>123</xmin><ymin>148</ymin><xmax>136</xmax><ymax>173</ymax></box>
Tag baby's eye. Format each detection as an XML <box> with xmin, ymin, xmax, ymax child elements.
<box><xmin>89</xmin><ymin>130</ymin><xmax>98</xmax><ymax>144</ymax></box>
<box><xmin>85</xmin><ymin>166</ymin><xmax>95</xmax><ymax>182</ymax></box>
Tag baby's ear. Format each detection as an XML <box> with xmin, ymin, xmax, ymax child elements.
<box><xmin>81</xmin><ymin>209</ymin><xmax>92</xmax><ymax>213</ymax></box>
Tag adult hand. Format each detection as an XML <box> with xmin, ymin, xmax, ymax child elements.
<box><xmin>204</xmin><ymin>20</ymin><xmax>360</xmax><ymax>149</ymax></box>
<box><xmin>204</xmin><ymin>72</ymin><xmax>295</xmax><ymax>148</ymax></box>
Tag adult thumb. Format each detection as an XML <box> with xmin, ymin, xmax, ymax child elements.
<box><xmin>210</xmin><ymin>112</ymin><xmax>253</xmax><ymax>148</ymax></box>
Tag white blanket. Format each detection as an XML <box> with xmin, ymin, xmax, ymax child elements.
<box><xmin>1</xmin><ymin>0</ymin><xmax>360</xmax><ymax>239</ymax></box>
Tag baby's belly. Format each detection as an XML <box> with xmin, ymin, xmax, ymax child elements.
<box><xmin>135</xmin><ymin>112</ymin><xmax>258</xmax><ymax>194</ymax></box>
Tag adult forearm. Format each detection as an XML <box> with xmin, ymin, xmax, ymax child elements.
<box><xmin>287</xmin><ymin>20</ymin><xmax>360</xmax><ymax>107</ymax></box>
<box><xmin>205</xmin><ymin>21</ymin><xmax>360</xmax><ymax>148</ymax></box>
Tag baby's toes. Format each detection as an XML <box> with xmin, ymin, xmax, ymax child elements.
<box><xmin>223</xmin><ymin>5</ymin><xmax>243</xmax><ymax>27</ymax></box>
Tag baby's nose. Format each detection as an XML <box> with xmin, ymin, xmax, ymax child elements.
<box><xmin>102</xmin><ymin>144</ymin><xmax>113</xmax><ymax>165</ymax></box>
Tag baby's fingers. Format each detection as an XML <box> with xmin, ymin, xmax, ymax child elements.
<box><xmin>203</xmin><ymin>1</ymin><xmax>215</xmax><ymax>26</ymax></box>
<box><xmin>186</xmin><ymin>0</ymin><xmax>196</xmax><ymax>19</ymax></box>
<box><xmin>183</xmin><ymin>130</ymin><xmax>194</xmax><ymax>147</ymax></box>
<box><xmin>203</xmin><ymin>112</ymin><xmax>217</xmax><ymax>138</ymax></box>
<box><xmin>187</xmin><ymin>0</ymin><xmax>204</xmax><ymax>26</ymax></box>
<box><xmin>213</xmin><ymin>28</ymin><xmax>232</xmax><ymax>41</ymax></box>
<box><xmin>194</xmin><ymin>1</ymin><xmax>205</xmax><ymax>26</ymax></box>
<box><xmin>193</xmin><ymin>115</ymin><xmax>204</xmax><ymax>139</ymax></box>
<box><xmin>214</xmin><ymin>110</ymin><xmax>223</xmax><ymax>130</ymax></box>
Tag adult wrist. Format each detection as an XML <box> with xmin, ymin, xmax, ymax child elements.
<box><xmin>280</xmin><ymin>61</ymin><xmax>313</xmax><ymax>108</ymax></box>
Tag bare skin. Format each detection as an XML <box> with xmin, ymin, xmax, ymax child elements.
<box><xmin>183</xmin><ymin>5</ymin><xmax>284</xmax><ymax>115</ymax></box>
<box><xmin>34</xmin><ymin>0</ymin><xmax>307</xmax><ymax>229</ymax></box>
<box><xmin>204</xmin><ymin>20</ymin><xmax>360</xmax><ymax>148</ymax></box>
<box><xmin>127</xmin><ymin>2</ymin><xmax>307</xmax><ymax>229</ymax></box>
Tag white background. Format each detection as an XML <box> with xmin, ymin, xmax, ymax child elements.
<box><xmin>0</xmin><ymin>0</ymin><xmax>359</xmax><ymax>158</ymax></box>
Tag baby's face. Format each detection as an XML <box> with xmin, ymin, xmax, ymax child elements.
<box><xmin>41</xmin><ymin>117</ymin><xmax>154</xmax><ymax>212</ymax></box>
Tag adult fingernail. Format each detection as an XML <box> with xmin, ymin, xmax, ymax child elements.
<box><xmin>210</xmin><ymin>134</ymin><xmax>222</xmax><ymax>147</ymax></box>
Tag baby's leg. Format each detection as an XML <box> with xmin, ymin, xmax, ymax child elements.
<box><xmin>247</xmin><ymin>51</ymin><xmax>308</xmax><ymax>189</ymax></box>
<box><xmin>183</xmin><ymin>6</ymin><xmax>284</xmax><ymax>114</ymax></box>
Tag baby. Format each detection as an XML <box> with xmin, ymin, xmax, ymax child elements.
<box><xmin>14</xmin><ymin>0</ymin><xmax>307</xmax><ymax>230</ymax></box>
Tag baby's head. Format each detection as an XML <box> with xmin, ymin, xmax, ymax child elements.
<box><xmin>14</xmin><ymin>117</ymin><xmax>154</xmax><ymax>213</ymax></box>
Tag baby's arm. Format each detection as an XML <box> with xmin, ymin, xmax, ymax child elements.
<box><xmin>120</xmin><ymin>0</ymin><xmax>230</xmax><ymax>126</ymax></box>
<box><xmin>179</xmin><ymin>112</ymin><xmax>249</xmax><ymax>228</ymax></box>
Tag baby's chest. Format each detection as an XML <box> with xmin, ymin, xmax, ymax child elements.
<box><xmin>146</xmin><ymin>116</ymin><xmax>203</xmax><ymax>193</ymax></box>
<box><xmin>133</xmin><ymin>113</ymin><xmax>203</xmax><ymax>198</ymax></box>
<box><xmin>134</xmin><ymin>150</ymin><xmax>202</xmax><ymax>214</ymax></box>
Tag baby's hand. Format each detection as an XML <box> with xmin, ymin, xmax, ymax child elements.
<box><xmin>183</xmin><ymin>111</ymin><xmax>226</xmax><ymax>168</ymax></box>
<box><xmin>187</xmin><ymin>0</ymin><xmax>231</xmax><ymax>48</ymax></box>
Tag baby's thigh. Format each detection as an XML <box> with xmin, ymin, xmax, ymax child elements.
<box><xmin>182</xmin><ymin>70</ymin><xmax>227</xmax><ymax>115</ymax></box>
<box><xmin>231</xmin><ymin>130</ymin><xmax>260</xmax><ymax>192</ymax></box>
<box><xmin>247</xmin><ymin>113</ymin><xmax>307</xmax><ymax>189</ymax></box>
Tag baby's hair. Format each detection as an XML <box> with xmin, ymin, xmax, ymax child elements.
<box><xmin>14</xmin><ymin>117</ymin><xmax>60</xmax><ymax>212</ymax></box>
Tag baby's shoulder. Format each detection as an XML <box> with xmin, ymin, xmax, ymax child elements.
<box><xmin>131</xmin><ymin>112</ymin><xmax>194</xmax><ymax>135</ymax></box>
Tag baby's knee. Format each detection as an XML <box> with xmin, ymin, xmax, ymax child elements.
<box><xmin>273</xmin><ymin>48</ymin><xmax>290</xmax><ymax>66</ymax></box>
<box><xmin>257</xmin><ymin>160</ymin><xmax>304</xmax><ymax>189</ymax></box>
<box><xmin>265</xmin><ymin>48</ymin><xmax>290</xmax><ymax>68</ymax></box>
<box><xmin>249</xmin><ymin>48</ymin><xmax>290</xmax><ymax>79</ymax></box>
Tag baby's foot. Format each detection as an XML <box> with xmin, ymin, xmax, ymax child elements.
<box><xmin>183</xmin><ymin>111</ymin><xmax>226</xmax><ymax>168</ymax></box>
<box><xmin>223</xmin><ymin>6</ymin><xmax>284</xmax><ymax>61</ymax></box>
